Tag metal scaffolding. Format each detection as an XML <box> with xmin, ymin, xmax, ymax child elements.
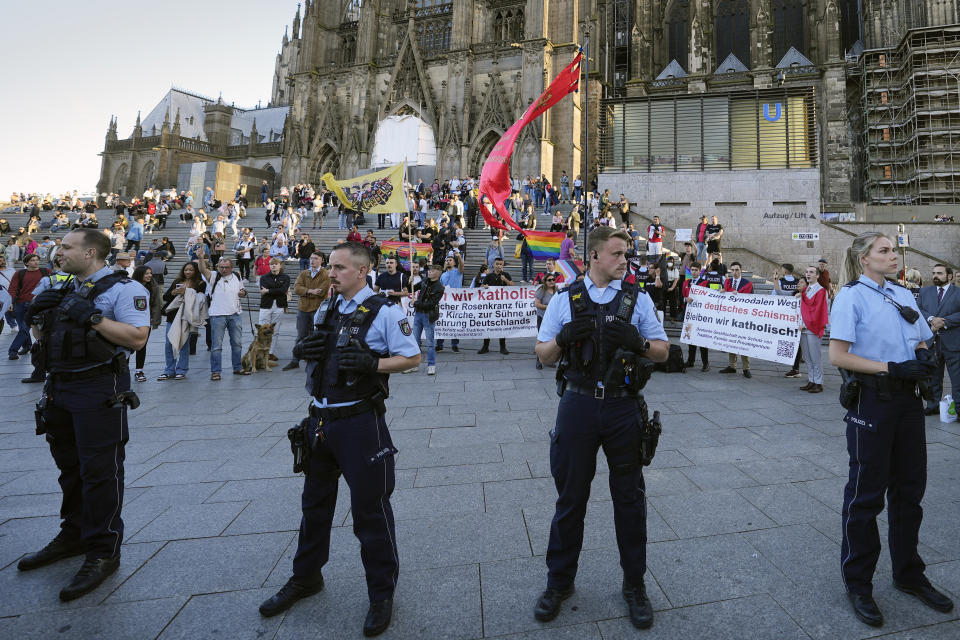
<box><xmin>850</xmin><ymin>24</ymin><xmax>960</xmax><ymax>204</ymax></box>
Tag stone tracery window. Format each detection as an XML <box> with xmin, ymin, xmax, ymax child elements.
<box><xmin>772</xmin><ymin>0</ymin><xmax>806</xmax><ymax>62</ymax></box>
<box><xmin>667</xmin><ymin>0</ymin><xmax>690</xmax><ymax>67</ymax></box>
<box><xmin>716</xmin><ymin>0</ymin><xmax>750</xmax><ymax>66</ymax></box>
<box><xmin>494</xmin><ymin>8</ymin><xmax>524</xmax><ymax>43</ymax></box>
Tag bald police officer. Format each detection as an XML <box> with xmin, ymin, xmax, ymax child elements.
<box><xmin>534</xmin><ymin>226</ymin><xmax>669</xmax><ymax>629</ymax></box>
<box><xmin>17</xmin><ymin>229</ymin><xmax>150</xmax><ymax>601</ymax></box>
<box><xmin>260</xmin><ymin>241</ymin><xmax>420</xmax><ymax>637</ymax></box>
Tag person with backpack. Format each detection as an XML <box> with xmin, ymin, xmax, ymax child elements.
<box><xmin>7</xmin><ymin>253</ymin><xmax>49</xmax><ymax>360</ymax></box>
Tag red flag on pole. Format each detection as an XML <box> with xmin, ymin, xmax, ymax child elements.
<box><xmin>479</xmin><ymin>50</ymin><xmax>583</xmax><ymax>232</ymax></box>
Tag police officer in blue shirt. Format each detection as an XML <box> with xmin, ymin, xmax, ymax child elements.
<box><xmin>534</xmin><ymin>227</ymin><xmax>669</xmax><ymax>630</ymax></box>
<box><xmin>260</xmin><ymin>242</ymin><xmax>420</xmax><ymax>637</ymax></box>
<box><xmin>829</xmin><ymin>232</ymin><xmax>954</xmax><ymax>627</ymax></box>
<box><xmin>16</xmin><ymin>229</ymin><xmax>150</xmax><ymax>602</ymax></box>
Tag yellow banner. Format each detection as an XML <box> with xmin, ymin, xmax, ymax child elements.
<box><xmin>321</xmin><ymin>163</ymin><xmax>407</xmax><ymax>213</ymax></box>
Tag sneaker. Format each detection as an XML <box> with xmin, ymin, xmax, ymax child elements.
<box><xmin>784</xmin><ymin>369</ymin><xmax>801</xmax><ymax>378</ymax></box>
<box><xmin>451</xmin><ymin>345</ymin><xmax>459</xmax><ymax>353</ymax></box>
<box><xmin>427</xmin><ymin>365</ymin><xmax>436</xmax><ymax>375</ymax></box>
<box><xmin>173</xmin><ymin>374</ymin><xmax>186</xmax><ymax>380</ymax></box>
<box><xmin>719</xmin><ymin>366</ymin><xmax>736</xmax><ymax>374</ymax></box>
<box><xmin>134</xmin><ymin>371</ymin><xmax>146</xmax><ymax>382</ymax></box>
<box><xmin>156</xmin><ymin>373</ymin><xmax>172</xmax><ymax>381</ymax></box>
<box><xmin>435</xmin><ymin>345</ymin><xmax>444</xmax><ymax>352</ymax></box>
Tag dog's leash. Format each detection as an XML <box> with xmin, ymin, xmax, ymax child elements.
<box><xmin>244</xmin><ymin>287</ymin><xmax>256</xmax><ymax>337</ymax></box>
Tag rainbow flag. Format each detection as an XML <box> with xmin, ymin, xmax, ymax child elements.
<box><xmin>555</xmin><ymin>259</ymin><xmax>584</xmax><ymax>284</ymax></box>
<box><xmin>522</xmin><ymin>230</ymin><xmax>565</xmax><ymax>260</ymax></box>
<box><xmin>381</xmin><ymin>241</ymin><xmax>433</xmax><ymax>269</ymax></box>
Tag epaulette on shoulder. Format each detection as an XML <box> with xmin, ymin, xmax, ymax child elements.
<box><xmin>843</xmin><ymin>279</ymin><xmax>859</xmax><ymax>288</ymax></box>
<box><xmin>884</xmin><ymin>277</ymin><xmax>906</xmax><ymax>288</ymax></box>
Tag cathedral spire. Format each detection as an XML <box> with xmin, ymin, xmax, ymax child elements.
<box><xmin>162</xmin><ymin>106</ymin><xmax>171</xmax><ymax>133</ymax></box>
<box><xmin>292</xmin><ymin>3</ymin><xmax>301</xmax><ymax>40</ymax></box>
<box><xmin>133</xmin><ymin>110</ymin><xmax>142</xmax><ymax>138</ymax></box>
<box><xmin>283</xmin><ymin>25</ymin><xmax>289</xmax><ymax>45</ymax></box>
<box><xmin>172</xmin><ymin>108</ymin><xmax>182</xmax><ymax>137</ymax></box>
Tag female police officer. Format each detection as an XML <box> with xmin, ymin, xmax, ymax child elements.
<box><xmin>16</xmin><ymin>229</ymin><xmax>149</xmax><ymax>601</ymax></box>
<box><xmin>829</xmin><ymin>231</ymin><xmax>953</xmax><ymax>627</ymax></box>
<box><xmin>534</xmin><ymin>226</ymin><xmax>669</xmax><ymax>629</ymax></box>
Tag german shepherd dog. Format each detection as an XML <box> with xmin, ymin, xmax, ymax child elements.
<box><xmin>242</xmin><ymin>323</ymin><xmax>275</xmax><ymax>372</ymax></box>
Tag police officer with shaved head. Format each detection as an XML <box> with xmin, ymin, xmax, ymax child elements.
<box><xmin>260</xmin><ymin>241</ymin><xmax>420</xmax><ymax>636</ymax></box>
<box><xmin>16</xmin><ymin>229</ymin><xmax>150</xmax><ymax>601</ymax></box>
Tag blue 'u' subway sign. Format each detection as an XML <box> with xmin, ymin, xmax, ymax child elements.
<box><xmin>763</xmin><ymin>103</ymin><xmax>782</xmax><ymax>122</ymax></box>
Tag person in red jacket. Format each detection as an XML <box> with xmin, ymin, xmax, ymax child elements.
<box><xmin>7</xmin><ymin>253</ymin><xmax>48</xmax><ymax>360</ymax></box>
<box><xmin>682</xmin><ymin>262</ymin><xmax>710</xmax><ymax>371</ymax></box>
<box><xmin>722</xmin><ymin>261</ymin><xmax>754</xmax><ymax>293</ymax></box>
<box><xmin>694</xmin><ymin>215</ymin><xmax>709</xmax><ymax>262</ymax></box>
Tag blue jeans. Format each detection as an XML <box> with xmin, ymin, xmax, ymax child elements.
<box><xmin>412</xmin><ymin>312</ymin><xmax>435</xmax><ymax>366</ymax></box>
<box><xmin>696</xmin><ymin>242</ymin><xmax>707</xmax><ymax>262</ymax></box>
<box><xmin>561</xmin><ymin>186</ymin><xmax>570</xmax><ymax>201</ymax></box>
<box><xmin>8</xmin><ymin>302</ymin><xmax>32</xmax><ymax>356</ymax></box>
<box><xmin>535</xmin><ymin>191</ymin><xmax>544</xmax><ymax>207</ymax></box>
<box><xmin>435</xmin><ymin>338</ymin><xmax>458</xmax><ymax>349</ymax></box>
<box><xmin>163</xmin><ymin>321</ymin><xmax>190</xmax><ymax>375</ymax></box>
<box><xmin>573</xmin><ymin>187</ymin><xmax>582</xmax><ymax>203</ymax></box>
<box><xmin>545</xmin><ymin>197</ymin><xmax>553</xmax><ymax>215</ymax></box>
<box><xmin>299</xmin><ymin>257</ymin><xmax>309</xmax><ymax>272</ymax></box>
<box><xmin>338</xmin><ymin>213</ymin><xmax>349</xmax><ymax>229</ymax></box>
<box><xmin>521</xmin><ymin>253</ymin><xmax>535</xmax><ymax>281</ymax></box>
<box><xmin>209</xmin><ymin>313</ymin><xmax>243</xmax><ymax>373</ymax></box>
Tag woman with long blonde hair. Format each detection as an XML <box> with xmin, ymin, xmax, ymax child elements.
<box><xmin>829</xmin><ymin>232</ymin><xmax>952</xmax><ymax>626</ymax></box>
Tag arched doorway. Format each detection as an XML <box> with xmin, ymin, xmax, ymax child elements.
<box><xmin>470</xmin><ymin>130</ymin><xmax>501</xmax><ymax>178</ymax></box>
<box><xmin>113</xmin><ymin>163</ymin><xmax>129</xmax><ymax>197</ymax></box>
<box><xmin>262</xmin><ymin>163</ymin><xmax>278</xmax><ymax>199</ymax></box>
<box><xmin>310</xmin><ymin>144</ymin><xmax>341</xmax><ymax>186</ymax></box>
<box><xmin>139</xmin><ymin>161</ymin><xmax>156</xmax><ymax>192</ymax></box>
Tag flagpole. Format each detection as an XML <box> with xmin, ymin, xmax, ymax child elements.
<box><xmin>579</xmin><ymin>24</ymin><xmax>591</xmax><ymax>267</ymax></box>
<box><xmin>403</xmin><ymin>160</ymin><xmax>415</xmax><ymax>277</ymax></box>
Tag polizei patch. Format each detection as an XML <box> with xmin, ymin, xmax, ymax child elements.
<box><xmin>134</xmin><ymin>296</ymin><xmax>147</xmax><ymax>311</ymax></box>
<box><xmin>398</xmin><ymin>318</ymin><xmax>412</xmax><ymax>336</ymax></box>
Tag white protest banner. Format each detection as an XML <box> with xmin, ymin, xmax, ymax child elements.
<box><xmin>680</xmin><ymin>287</ymin><xmax>801</xmax><ymax>364</ymax></box>
<box><xmin>400</xmin><ymin>286</ymin><xmax>538</xmax><ymax>339</ymax></box>
<box><xmin>674</xmin><ymin>228</ymin><xmax>692</xmax><ymax>242</ymax></box>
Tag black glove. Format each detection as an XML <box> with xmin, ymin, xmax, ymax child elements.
<box><xmin>28</xmin><ymin>288</ymin><xmax>68</xmax><ymax>317</ymax></box>
<box><xmin>887</xmin><ymin>358</ymin><xmax>937</xmax><ymax>381</ymax></box>
<box><xmin>603</xmin><ymin>320</ymin><xmax>648</xmax><ymax>354</ymax></box>
<box><xmin>59</xmin><ymin>297</ymin><xmax>100</xmax><ymax>327</ymax></box>
<box><xmin>915</xmin><ymin>347</ymin><xmax>936</xmax><ymax>364</ymax></box>
<box><xmin>338</xmin><ymin>344</ymin><xmax>379</xmax><ymax>374</ymax></box>
<box><xmin>292</xmin><ymin>328</ymin><xmax>333</xmax><ymax>362</ymax></box>
<box><xmin>556</xmin><ymin>316</ymin><xmax>595</xmax><ymax>349</ymax></box>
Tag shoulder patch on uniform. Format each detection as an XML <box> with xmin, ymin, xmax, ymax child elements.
<box><xmin>134</xmin><ymin>296</ymin><xmax>147</xmax><ymax>311</ymax></box>
<box><xmin>398</xmin><ymin>318</ymin><xmax>412</xmax><ymax>336</ymax></box>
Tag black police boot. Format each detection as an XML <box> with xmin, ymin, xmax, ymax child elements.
<box><xmin>533</xmin><ymin>586</ymin><xmax>574</xmax><ymax>622</ymax></box>
<box><xmin>259</xmin><ymin>575</ymin><xmax>325</xmax><ymax>617</ymax></box>
<box><xmin>59</xmin><ymin>556</ymin><xmax>120</xmax><ymax>601</ymax></box>
<box><xmin>847</xmin><ymin>591</ymin><xmax>884</xmax><ymax>627</ymax></box>
<box><xmin>363</xmin><ymin>597</ymin><xmax>393</xmax><ymax>637</ymax></box>
<box><xmin>622</xmin><ymin>579</ymin><xmax>654</xmax><ymax>629</ymax></box>
<box><xmin>17</xmin><ymin>536</ymin><xmax>86</xmax><ymax>571</ymax></box>
<box><xmin>894</xmin><ymin>581</ymin><xmax>955</xmax><ymax>612</ymax></box>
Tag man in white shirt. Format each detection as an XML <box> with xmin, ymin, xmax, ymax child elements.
<box><xmin>417</xmin><ymin>196</ymin><xmax>429</xmax><ymax>227</ymax></box>
<box><xmin>0</xmin><ymin>254</ymin><xmax>15</xmax><ymax>332</ymax></box>
<box><xmin>449</xmin><ymin>176</ymin><xmax>461</xmax><ymax>192</ymax></box>
<box><xmin>196</xmin><ymin>254</ymin><xmax>249</xmax><ymax>379</ymax></box>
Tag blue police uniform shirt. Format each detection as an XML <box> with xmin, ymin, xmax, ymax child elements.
<box><xmin>537</xmin><ymin>274</ymin><xmax>668</xmax><ymax>344</ymax></box>
<box><xmin>76</xmin><ymin>265</ymin><xmax>151</xmax><ymax>359</ymax></box>
<box><xmin>311</xmin><ymin>285</ymin><xmax>420</xmax><ymax>408</ymax></box>
<box><xmin>830</xmin><ymin>274</ymin><xmax>933</xmax><ymax>363</ymax></box>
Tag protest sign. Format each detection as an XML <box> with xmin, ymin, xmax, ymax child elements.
<box><xmin>680</xmin><ymin>287</ymin><xmax>801</xmax><ymax>364</ymax></box>
<box><xmin>674</xmin><ymin>228</ymin><xmax>692</xmax><ymax>242</ymax></box>
<box><xmin>400</xmin><ymin>286</ymin><xmax>538</xmax><ymax>339</ymax></box>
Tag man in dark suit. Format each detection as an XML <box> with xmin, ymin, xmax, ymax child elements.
<box><xmin>918</xmin><ymin>265</ymin><xmax>960</xmax><ymax>415</ymax></box>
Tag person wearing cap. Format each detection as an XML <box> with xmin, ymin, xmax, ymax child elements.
<box><xmin>411</xmin><ymin>262</ymin><xmax>445</xmax><ymax>375</ymax></box>
<box><xmin>113</xmin><ymin>252</ymin><xmax>134</xmax><ymax>278</ymax></box>
<box><xmin>817</xmin><ymin>258</ymin><xmax>832</xmax><ymax>296</ymax></box>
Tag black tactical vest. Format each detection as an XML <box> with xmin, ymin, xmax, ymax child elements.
<box><xmin>45</xmin><ymin>272</ymin><xmax>127</xmax><ymax>373</ymax></box>
<box><xmin>306</xmin><ymin>295</ymin><xmax>391</xmax><ymax>404</ymax></box>
<box><xmin>561</xmin><ymin>279</ymin><xmax>629</xmax><ymax>389</ymax></box>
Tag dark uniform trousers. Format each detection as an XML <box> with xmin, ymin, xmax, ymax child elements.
<box><xmin>547</xmin><ymin>392</ymin><xmax>647</xmax><ymax>590</ymax></box>
<box><xmin>293</xmin><ymin>409</ymin><xmax>399</xmax><ymax>602</ymax></box>
<box><xmin>43</xmin><ymin>371</ymin><xmax>130</xmax><ymax>560</ymax></box>
<box><xmin>841</xmin><ymin>387</ymin><xmax>927</xmax><ymax>595</ymax></box>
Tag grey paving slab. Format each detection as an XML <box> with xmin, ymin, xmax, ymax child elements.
<box><xmin>395</xmin><ymin>442</ymin><xmax>503</xmax><ymax>469</ymax></box>
<box><xmin>0</xmin><ymin>492</ymin><xmax>63</xmax><ymax>520</ymax></box>
<box><xmin>107</xmin><ymin>532</ymin><xmax>293</xmax><ymax>602</ymax></box>
<box><xmin>413</xmin><ymin>462</ymin><xmax>530</xmax><ymax>487</ymax></box>
<box><xmin>396</xmin><ymin>508</ymin><xmax>532</xmax><ymax>569</ymax></box>
<box><xmin>680</xmin><ymin>462</ymin><xmax>759</xmax><ymax>490</ymax></box>
<box><xmin>488</xmin><ymin>622</ymin><xmax>603</xmax><ymax>639</ymax></box>
<box><xmin>391</xmin><ymin>482</ymin><xmax>485</xmax><ymax>520</ymax></box>
<box><xmin>735</xmin><ymin>456</ymin><xmax>836</xmax><ymax>485</ymax></box>
<box><xmin>127</xmin><ymin>501</ymin><xmax>249</xmax><ymax>543</ymax></box>
<box><xmin>5</xmin><ymin>596</ymin><xmax>187</xmax><ymax>640</ymax></box>
<box><xmin>679</xmin><ymin>444</ymin><xmax>766</xmax><ymax>465</ymax></box>
<box><xmin>651</xmin><ymin>490</ymin><xmax>775</xmax><ymax>538</ymax></box>
<box><xmin>156</xmin><ymin>587</ymin><xmax>283</xmax><ymax>640</ymax></box>
<box><xmin>738</xmin><ymin>483</ymin><xmax>840</xmax><ymax>526</ymax></box>
<box><xmin>646</xmin><ymin>533</ymin><xmax>791</xmax><ymax>608</ymax></box>
<box><xmin>596</xmin><ymin>594</ymin><xmax>809</xmax><ymax>640</ymax></box>
<box><xmin>429</xmin><ymin>423</ymin><xmax>525</xmax><ymax>447</ymax></box>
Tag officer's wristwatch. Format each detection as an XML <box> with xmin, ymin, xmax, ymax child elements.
<box><xmin>89</xmin><ymin>312</ymin><xmax>103</xmax><ymax>326</ymax></box>
<box><xmin>638</xmin><ymin>338</ymin><xmax>650</xmax><ymax>354</ymax></box>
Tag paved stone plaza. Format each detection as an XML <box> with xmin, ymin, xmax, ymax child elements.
<box><xmin>1</xmin><ymin>321</ymin><xmax>959</xmax><ymax>639</ymax></box>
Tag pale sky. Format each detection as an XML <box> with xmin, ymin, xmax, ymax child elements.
<box><xmin>1</xmin><ymin>0</ymin><xmax>299</xmax><ymax>199</ymax></box>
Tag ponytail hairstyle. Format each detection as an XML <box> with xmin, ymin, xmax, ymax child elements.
<box><xmin>839</xmin><ymin>231</ymin><xmax>889</xmax><ymax>284</ymax></box>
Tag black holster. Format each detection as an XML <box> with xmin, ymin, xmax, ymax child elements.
<box><xmin>638</xmin><ymin>399</ymin><xmax>662</xmax><ymax>467</ymax></box>
<box><xmin>288</xmin><ymin>417</ymin><xmax>313</xmax><ymax>475</ymax></box>
<box><xmin>838</xmin><ymin>368</ymin><xmax>862</xmax><ymax>410</ymax></box>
